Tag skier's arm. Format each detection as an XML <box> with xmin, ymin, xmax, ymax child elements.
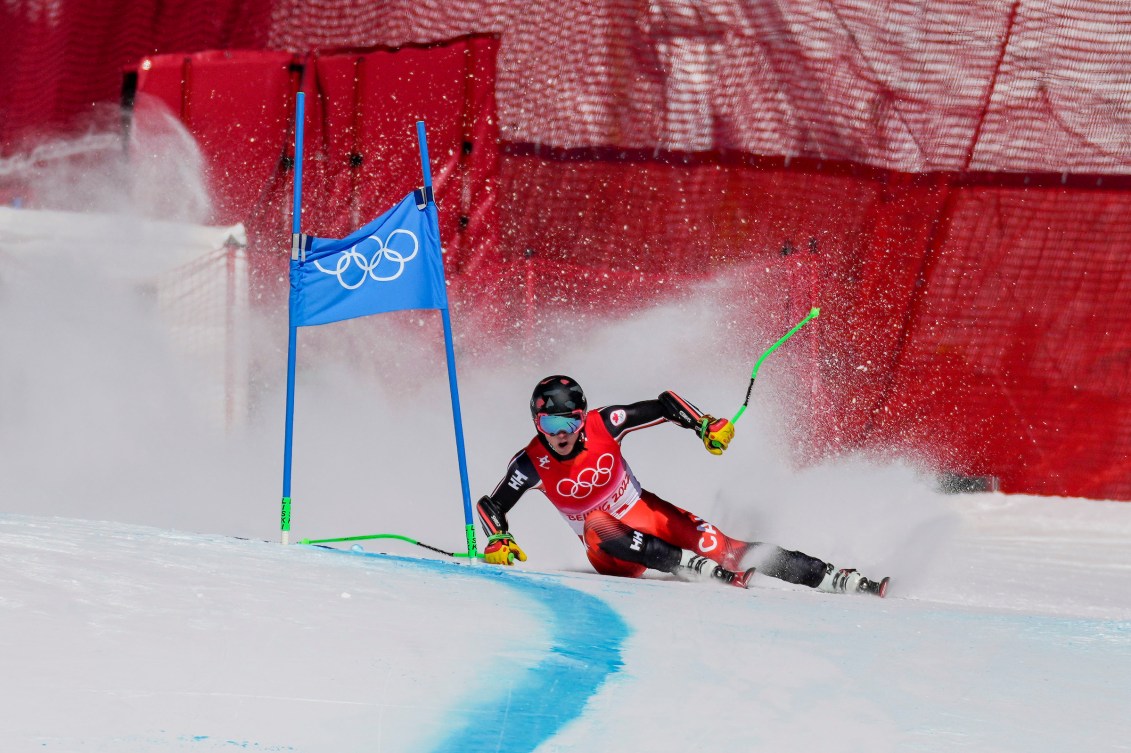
<box><xmin>598</xmin><ymin>391</ymin><xmax>734</xmax><ymax>453</ymax></box>
<box><xmin>656</xmin><ymin>390</ymin><xmax>704</xmax><ymax>428</ymax></box>
<box><xmin>476</xmin><ymin>450</ymin><xmax>539</xmax><ymax>564</ymax></box>
<box><xmin>657</xmin><ymin>390</ymin><xmax>735</xmax><ymax>455</ymax></box>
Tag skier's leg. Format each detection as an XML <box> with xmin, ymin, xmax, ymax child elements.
<box><xmin>736</xmin><ymin>543</ymin><xmax>828</xmax><ymax>587</ymax></box>
<box><xmin>739</xmin><ymin>543</ymin><xmax>890</xmax><ymax>595</ymax></box>
<box><xmin>585</xmin><ymin>547</ymin><xmax>647</xmax><ymax>578</ymax></box>
<box><xmin>583</xmin><ymin>510</ymin><xmax>752</xmax><ymax>587</ymax></box>
<box><xmin>618</xmin><ymin>491</ymin><xmax>877</xmax><ymax>591</ymax></box>
<box><xmin>582</xmin><ymin>510</ymin><xmax>676</xmax><ymax>578</ymax></box>
<box><xmin>619</xmin><ymin>489</ymin><xmax>749</xmax><ymax>568</ymax></box>
<box><xmin>609</xmin><ymin>491</ymin><xmax>888</xmax><ymax>594</ymax></box>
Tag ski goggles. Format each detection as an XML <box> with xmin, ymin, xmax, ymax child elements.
<box><xmin>536</xmin><ymin>410</ymin><xmax>585</xmax><ymax>436</ymax></box>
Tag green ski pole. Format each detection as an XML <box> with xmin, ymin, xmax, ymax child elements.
<box><xmin>730</xmin><ymin>307</ymin><xmax>821</xmax><ymax>426</ymax></box>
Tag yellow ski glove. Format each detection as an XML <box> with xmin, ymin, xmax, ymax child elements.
<box><xmin>697</xmin><ymin>416</ymin><xmax>735</xmax><ymax>455</ymax></box>
<box><xmin>483</xmin><ymin>533</ymin><xmax>527</xmax><ymax>565</ymax></box>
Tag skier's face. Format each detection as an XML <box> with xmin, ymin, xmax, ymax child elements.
<box><xmin>547</xmin><ymin>426</ymin><xmax>582</xmax><ymax>456</ymax></box>
<box><xmin>535</xmin><ymin>409</ymin><xmax>585</xmax><ymax>456</ymax></box>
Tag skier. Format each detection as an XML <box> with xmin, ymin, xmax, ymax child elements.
<box><xmin>476</xmin><ymin>375</ymin><xmax>889</xmax><ymax>596</ymax></box>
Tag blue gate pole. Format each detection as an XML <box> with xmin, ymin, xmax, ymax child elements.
<box><xmin>280</xmin><ymin>91</ymin><xmax>306</xmax><ymax>544</ymax></box>
<box><xmin>416</xmin><ymin>120</ymin><xmax>478</xmax><ymax>561</ymax></box>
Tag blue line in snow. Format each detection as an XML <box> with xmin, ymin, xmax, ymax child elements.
<box><xmin>354</xmin><ymin>554</ymin><xmax>629</xmax><ymax>752</ymax></box>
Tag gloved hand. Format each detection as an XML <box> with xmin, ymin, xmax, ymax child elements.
<box><xmin>697</xmin><ymin>416</ymin><xmax>735</xmax><ymax>455</ymax></box>
<box><xmin>483</xmin><ymin>533</ymin><xmax>527</xmax><ymax>565</ymax></box>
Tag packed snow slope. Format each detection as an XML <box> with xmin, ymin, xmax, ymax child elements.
<box><xmin>2</xmin><ymin>498</ymin><xmax>1130</xmax><ymax>752</ymax></box>
<box><xmin>2</xmin><ymin>203</ymin><xmax>1130</xmax><ymax>751</ymax></box>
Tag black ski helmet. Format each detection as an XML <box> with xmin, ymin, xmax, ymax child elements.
<box><xmin>530</xmin><ymin>375</ymin><xmax>587</xmax><ymax>418</ymax></box>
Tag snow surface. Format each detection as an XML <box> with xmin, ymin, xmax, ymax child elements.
<box><xmin>3</xmin><ymin>497</ymin><xmax>1130</xmax><ymax>752</ymax></box>
<box><xmin>3</xmin><ymin>167</ymin><xmax>1131</xmax><ymax>751</ymax></box>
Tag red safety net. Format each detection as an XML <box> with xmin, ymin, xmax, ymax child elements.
<box><xmin>3</xmin><ymin>1</ymin><xmax>1131</xmax><ymax>500</ymax></box>
<box><xmin>129</xmin><ymin>38</ymin><xmax>501</xmax><ymax>319</ymax></box>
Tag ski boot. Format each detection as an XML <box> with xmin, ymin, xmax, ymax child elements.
<box><xmin>817</xmin><ymin>563</ymin><xmax>890</xmax><ymax>597</ymax></box>
<box><xmin>677</xmin><ymin>551</ymin><xmax>756</xmax><ymax>589</ymax></box>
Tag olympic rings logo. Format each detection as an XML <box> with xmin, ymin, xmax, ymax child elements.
<box><xmin>314</xmin><ymin>228</ymin><xmax>419</xmax><ymax>289</ymax></box>
<box><xmin>556</xmin><ymin>453</ymin><xmax>616</xmax><ymax>499</ymax></box>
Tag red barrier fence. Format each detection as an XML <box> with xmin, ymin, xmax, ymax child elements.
<box><xmin>129</xmin><ymin>38</ymin><xmax>501</xmax><ymax>313</ymax></box>
<box><xmin>3</xmin><ymin>1</ymin><xmax>1130</xmax><ymax>500</ymax></box>
<box><xmin>495</xmin><ymin>150</ymin><xmax>1131</xmax><ymax>500</ymax></box>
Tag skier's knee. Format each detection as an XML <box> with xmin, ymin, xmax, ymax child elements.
<box><xmin>584</xmin><ymin>511</ymin><xmax>681</xmax><ymax>571</ymax></box>
<box><xmin>586</xmin><ymin>548</ymin><xmax>648</xmax><ymax>578</ymax></box>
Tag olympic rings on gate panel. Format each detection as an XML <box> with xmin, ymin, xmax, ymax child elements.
<box><xmin>314</xmin><ymin>228</ymin><xmax>419</xmax><ymax>289</ymax></box>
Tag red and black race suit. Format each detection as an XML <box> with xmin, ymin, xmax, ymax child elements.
<box><xmin>476</xmin><ymin>391</ymin><xmax>704</xmax><ymax>536</ymax></box>
<box><xmin>476</xmin><ymin>390</ymin><xmax>829</xmax><ymax>585</ymax></box>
